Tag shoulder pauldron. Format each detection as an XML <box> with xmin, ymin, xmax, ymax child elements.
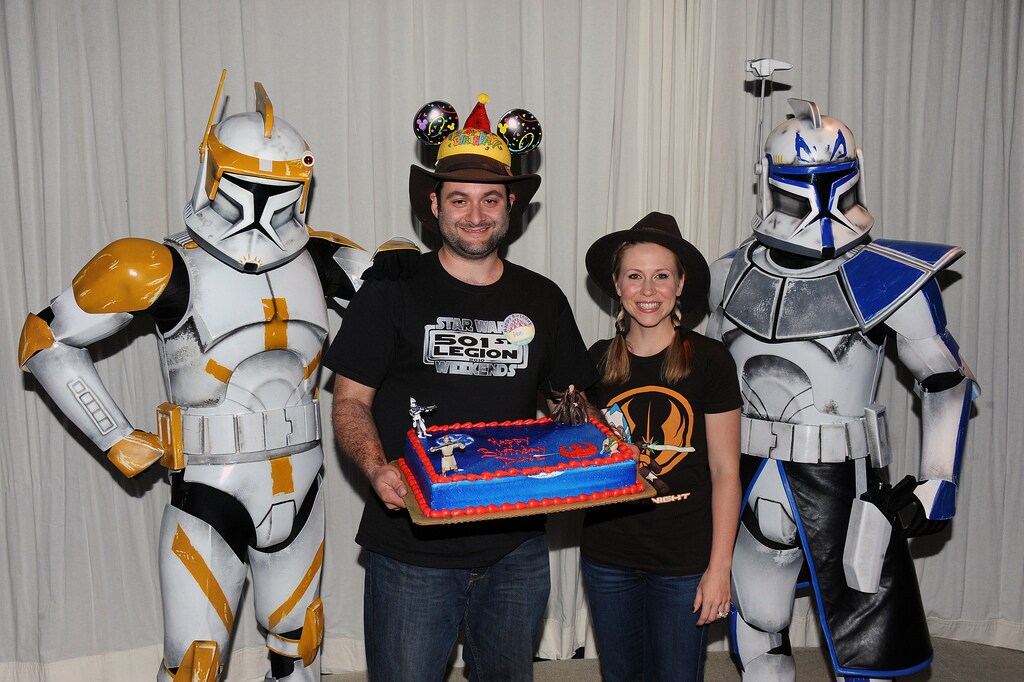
<box><xmin>721</xmin><ymin>239</ymin><xmax>964</xmax><ymax>341</ymax></box>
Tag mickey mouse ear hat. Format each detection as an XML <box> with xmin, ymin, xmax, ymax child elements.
<box><xmin>585</xmin><ymin>212</ymin><xmax>711</xmax><ymax>313</ymax></box>
<box><xmin>410</xmin><ymin>94</ymin><xmax>543</xmax><ymax>230</ymax></box>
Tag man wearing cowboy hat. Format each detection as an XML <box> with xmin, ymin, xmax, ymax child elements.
<box><xmin>324</xmin><ymin>98</ymin><xmax>599</xmax><ymax>681</ymax></box>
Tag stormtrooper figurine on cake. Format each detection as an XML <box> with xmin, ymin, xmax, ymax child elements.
<box><xmin>17</xmin><ymin>71</ymin><xmax>415</xmax><ymax>681</ymax></box>
<box><xmin>707</xmin><ymin>96</ymin><xmax>976</xmax><ymax>680</ymax></box>
<box><xmin>409</xmin><ymin>397</ymin><xmax>436</xmax><ymax>438</ymax></box>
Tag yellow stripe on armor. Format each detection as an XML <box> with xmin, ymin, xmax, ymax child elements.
<box><xmin>157</xmin><ymin>403</ymin><xmax>185</xmax><ymax>471</ymax></box>
<box><xmin>298</xmin><ymin>598</ymin><xmax>325</xmax><ymax>666</ymax></box>
<box><xmin>267</xmin><ymin>541</ymin><xmax>324</xmax><ymax>629</ymax></box>
<box><xmin>199</xmin><ymin>70</ymin><xmax>227</xmax><ymax>163</ymax></box>
<box><xmin>268</xmin><ymin>631</ymin><xmax>300</xmax><ymax>646</ymax></box>
<box><xmin>265</xmin><ymin>641</ymin><xmax>297</xmax><ymax>658</ymax></box>
<box><xmin>305</xmin><ymin>227</ymin><xmax>365</xmax><ymax>250</ymax></box>
<box><xmin>304</xmin><ymin>351</ymin><xmax>321</xmax><ymax>380</ymax></box>
<box><xmin>270</xmin><ymin>457</ymin><xmax>295</xmax><ymax>496</ymax></box>
<box><xmin>72</xmin><ymin>238</ymin><xmax>173</xmax><ymax>314</ymax></box>
<box><xmin>205</xmin><ymin>359</ymin><xmax>233</xmax><ymax>384</ymax></box>
<box><xmin>255</xmin><ymin>82</ymin><xmax>274</xmax><ymax>139</ymax></box>
<box><xmin>18</xmin><ymin>313</ymin><xmax>56</xmax><ymax>367</ymax></box>
<box><xmin>263</xmin><ymin>298</ymin><xmax>289</xmax><ymax>349</ymax></box>
<box><xmin>373</xmin><ymin>237</ymin><xmax>419</xmax><ymax>254</ymax></box>
<box><xmin>204</xmin><ymin>127</ymin><xmax>312</xmax><ymax>212</ymax></box>
<box><xmin>171</xmin><ymin>525</ymin><xmax>235</xmax><ymax>633</ymax></box>
<box><xmin>107</xmin><ymin>430</ymin><xmax>164</xmax><ymax>478</ymax></box>
<box><xmin>168</xmin><ymin>640</ymin><xmax>220</xmax><ymax>682</ymax></box>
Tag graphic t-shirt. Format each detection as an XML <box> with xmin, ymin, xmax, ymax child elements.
<box><xmin>324</xmin><ymin>251</ymin><xmax>599</xmax><ymax>568</ymax></box>
<box><xmin>581</xmin><ymin>332</ymin><xmax>741</xmax><ymax>575</ymax></box>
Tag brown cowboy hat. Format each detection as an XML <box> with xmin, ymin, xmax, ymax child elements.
<box><xmin>585</xmin><ymin>212</ymin><xmax>710</xmax><ymax>313</ymax></box>
<box><xmin>409</xmin><ymin>154</ymin><xmax>540</xmax><ymax>230</ymax></box>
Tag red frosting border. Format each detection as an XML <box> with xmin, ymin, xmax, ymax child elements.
<box><xmin>397</xmin><ymin>456</ymin><xmax>645</xmax><ymax>520</ymax></box>
<box><xmin>407</xmin><ymin>416</ymin><xmax>632</xmax><ymax>484</ymax></box>
<box><xmin>401</xmin><ymin>416</ymin><xmax>641</xmax><ymax>519</ymax></box>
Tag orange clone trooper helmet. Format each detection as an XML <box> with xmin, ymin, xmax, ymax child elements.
<box><xmin>184</xmin><ymin>71</ymin><xmax>314</xmax><ymax>273</ymax></box>
<box><xmin>754</xmin><ymin>99</ymin><xmax>875</xmax><ymax>259</ymax></box>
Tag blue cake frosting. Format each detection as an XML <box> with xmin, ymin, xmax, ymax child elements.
<box><xmin>400</xmin><ymin>417</ymin><xmax>641</xmax><ymax>518</ymax></box>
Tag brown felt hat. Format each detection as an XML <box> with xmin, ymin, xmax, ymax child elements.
<box><xmin>585</xmin><ymin>212</ymin><xmax>710</xmax><ymax>313</ymax></box>
<box><xmin>408</xmin><ymin>153</ymin><xmax>540</xmax><ymax>231</ymax></box>
<box><xmin>410</xmin><ymin>95</ymin><xmax>542</xmax><ymax>230</ymax></box>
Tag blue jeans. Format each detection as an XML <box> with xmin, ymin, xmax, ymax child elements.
<box><xmin>363</xmin><ymin>535</ymin><xmax>550</xmax><ymax>682</ymax></box>
<box><xmin>582</xmin><ymin>557</ymin><xmax>708</xmax><ymax>682</ymax></box>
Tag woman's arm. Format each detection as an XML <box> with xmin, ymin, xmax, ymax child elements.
<box><xmin>693</xmin><ymin>408</ymin><xmax>741</xmax><ymax>626</ymax></box>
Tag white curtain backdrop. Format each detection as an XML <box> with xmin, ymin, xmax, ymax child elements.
<box><xmin>1</xmin><ymin>1</ymin><xmax>1020</xmax><ymax>679</ymax></box>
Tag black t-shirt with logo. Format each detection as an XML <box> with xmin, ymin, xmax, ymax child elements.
<box><xmin>324</xmin><ymin>251</ymin><xmax>599</xmax><ymax>568</ymax></box>
<box><xmin>581</xmin><ymin>333</ymin><xmax>741</xmax><ymax>575</ymax></box>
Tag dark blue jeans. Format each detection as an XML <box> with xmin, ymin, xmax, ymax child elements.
<box><xmin>582</xmin><ymin>557</ymin><xmax>708</xmax><ymax>682</ymax></box>
<box><xmin>363</xmin><ymin>535</ymin><xmax>550</xmax><ymax>682</ymax></box>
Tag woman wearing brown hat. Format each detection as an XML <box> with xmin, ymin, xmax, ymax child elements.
<box><xmin>581</xmin><ymin>212</ymin><xmax>742</xmax><ymax>681</ymax></box>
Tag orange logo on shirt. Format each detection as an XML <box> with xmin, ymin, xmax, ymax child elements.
<box><xmin>606</xmin><ymin>386</ymin><xmax>695</xmax><ymax>475</ymax></box>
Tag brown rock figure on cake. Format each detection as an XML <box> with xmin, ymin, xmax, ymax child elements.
<box><xmin>325</xmin><ymin>93</ymin><xmax>602</xmax><ymax>680</ymax></box>
<box><xmin>551</xmin><ymin>383</ymin><xmax>591</xmax><ymax>425</ymax></box>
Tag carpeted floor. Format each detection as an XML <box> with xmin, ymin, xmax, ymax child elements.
<box><xmin>325</xmin><ymin>637</ymin><xmax>1024</xmax><ymax>681</ymax></box>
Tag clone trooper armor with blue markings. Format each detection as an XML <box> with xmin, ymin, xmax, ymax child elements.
<box><xmin>708</xmin><ymin>100</ymin><xmax>976</xmax><ymax>681</ymax></box>
<box><xmin>18</xmin><ymin>73</ymin><xmax>414</xmax><ymax>681</ymax></box>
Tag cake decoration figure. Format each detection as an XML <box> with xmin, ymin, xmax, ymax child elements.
<box><xmin>551</xmin><ymin>384</ymin><xmax>589</xmax><ymax>425</ymax></box>
<box><xmin>637</xmin><ymin>442</ymin><xmax>695</xmax><ymax>496</ymax></box>
<box><xmin>600</xmin><ymin>434</ymin><xmax>620</xmax><ymax>455</ymax></box>
<box><xmin>429</xmin><ymin>434</ymin><xmax>466</xmax><ymax>475</ymax></box>
<box><xmin>409</xmin><ymin>397</ymin><xmax>437</xmax><ymax>438</ymax></box>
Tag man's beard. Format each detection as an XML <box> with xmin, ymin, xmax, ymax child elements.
<box><xmin>437</xmin><ymin>210</ymin><xmax>510</xmax><ymax>259</ymax></box>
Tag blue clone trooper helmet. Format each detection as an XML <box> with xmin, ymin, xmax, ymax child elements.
<box><xmin>754</xmin><ymin>99</ymin><xmax>874</xmax><ymax>259</ymax></box>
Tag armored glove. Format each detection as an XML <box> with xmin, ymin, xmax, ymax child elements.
<box><xmin>861</xmin><ymin>475</ymin><xmax>949</xmax><ymax>538</ymax></box>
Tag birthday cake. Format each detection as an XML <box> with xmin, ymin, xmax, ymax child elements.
<box><xmin>398</xmin><ymin>416</ymin><xmax>643</xmax><ymax>520</ymax></box>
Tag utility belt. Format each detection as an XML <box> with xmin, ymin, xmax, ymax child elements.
<box><xmin>741</xmin><ymin>403</ymin><xmax>891</xmax><ymax>468</ymax></box>
<box><xmin>156</xmin><ymin>400</ymin><xmax>321</xmax><ymax>467</ymax></box>
<box><xmin>742</xmin><ymin>405</ymin><xmax>897</xmax><ymax>594</ymax></box>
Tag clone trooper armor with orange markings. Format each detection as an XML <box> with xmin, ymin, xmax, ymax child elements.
<box><xmin>18</xmin><ymin>72</ymin><xmax>415</xmax><ymax>681</ymax></box>
<box><xmin>708</xmin><ymin>100</ymin><xmax>976</xmax><ymax>681</ymax></box>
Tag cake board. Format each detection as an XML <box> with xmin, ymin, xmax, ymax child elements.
<box><xmin>393</xmin><ymin>461</ymin><xmax>657</xmax><ymax>526</ymax></box>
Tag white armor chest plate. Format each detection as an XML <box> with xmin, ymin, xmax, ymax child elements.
<box><xmin>719</xmin><ymin>248</ymin><xmax>885</xmax><ymax>424</ymax></box>
<box><xmin>159</xmin><ymin>235</ymin><xmax>329</xmax><ymax>414</ymax></box>
<box><xmin>723</xmin><ymin>329</ymin><xmax>884</xmax><ymax>424</ymax></box>
<box><xmin>158</xmin><ymin>236</ymin><xmax>329</xmax><ymax>546</ymax></box>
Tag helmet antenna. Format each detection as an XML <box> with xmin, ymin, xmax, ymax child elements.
<box><xmin>254</xmin><ymin>82</ymin><xmax>274</xmax><ymax>139</ymax></box>
<box><xmin>746</xmin><ymin>58</ymin><xmax>792</xmax><ymax>177</ymax></box>
<box><xmin>199</xmin><ymin>70</ymin><xmax>227</xmax><ymax>162</ymax></box>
